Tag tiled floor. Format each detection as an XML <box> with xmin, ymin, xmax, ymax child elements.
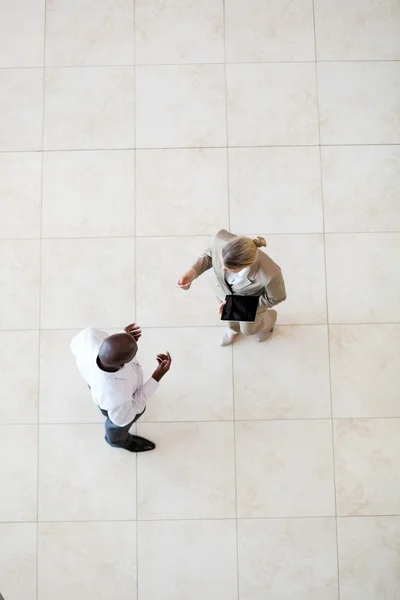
<box><xmin>0</xmin><ymin>1</ymin><xmax>399</xmax><ymax>599</ymax></box>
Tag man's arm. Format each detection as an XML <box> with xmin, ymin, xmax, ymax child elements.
<box><xmin>107</xmin><ymin>376</ymin><xmax>159</xmax><ymax>427</ymax></box>
<box><xmin>131</xmin><ymin>376</ymin><xmax>159</xmax><ymax>414</ymax></box>
<box><xmin>124</xmin><ymin>323</ymin><xmax>141</xmax><ymax>341</ymax></box>
<box><xmin>108</xmin><ymin>353</ymin><xmax>173</xmax><ymax>426</ymax></box>
<box><xmin>131</xmin><ymin>352</ymin><xmax>172</xmax><ymax>411</ymax></box>
<box><xmin>152</xmin><ymin>352</ymin><xmax>172</xmax><ymax>382</ymax></box>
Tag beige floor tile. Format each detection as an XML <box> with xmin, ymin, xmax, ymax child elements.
<box><xmin>42</xmin><ymin>150</ymin><xmax>135</xmax><ymax>237</ymax></box>
<box><xmin>0</xmin><ymin>152</ymin><xmax>42</xmax><ymax>239</ymax></box>
<box><xmin>334</xmin><ymin>419</ymin><xmax>400</xmax><ymax>516</ymax></box>
<box><xmin>229</xmin><ymin>147</ymin><xmax>323</xmax><ymax>234</ymax></box>
<box><xmin>233</xmin><ymin>325</ymin><xmax>330</xmax><ymax>420</ymax></box>
<box><xmin>137</xmin><ymin>327</ymin><xmax>233</xmax><ymax>421</ymax></box>
<box><xmin>0</xmin><ymin>68</ymin><xmax>43</xmax><ymax>151</ymax></box>
<box><xmin>38</xmin><ymin>424</ymin><xmax>136</xmax><ymax>520</ymax></box>
<box><xmin>135</xmin><ymin>0</ymin><xmax>224</xmax><ymax>64</ymax></box>
<box><xmin>238</xmin><ymin>518</ymin><xmax>338</xmax><ymax>600</ymax></box>
<box><xmin>38</xmin><ymin>521</ymin><xmax>137</xmax><ymax>600</ymax></box>
<box><xmin>325</xmin><ymin>233</ymin><xmax>400</xmax><ymax>324</ymax></box>
<box><xmin>136</xmin><ymin>148</ymin><xmax>228</xmax><ymax>236</ymax></box>
<box><xmin>45</xmin><ymin>0</ymin><xmax>134</xmax><ymax>66</ymax></box>
<box><xmin>263</xmin><ymin>234</ymin><xmax>327</xmax><ymax>324</ymax></box>
<box><xmin>44</xmin><ymin>66</ymin><xmax>134</xmax><ymax>150</ymax></box>
<box><xmin>225</xmin><ymin>0</ymin><xmax>315</xmax><ymax>62</ymax></box>
<box><xmin>39</xmin><ymin>330</ymin><xmax>102</xmax><ymax>423</ymax></box>
<box><xmin>0</xmin><ymin>240</ymin><xmax>40</xmax><ymax>330</ymax></box>
<box><xmin>0</xmin><ymin>331</ymin><xmax>39</xmax><ymax>424</ymax></box>
<box><xmin>315</xmin><ymin>0</ymin><xmax>400</xmax><ymax>60</ymax></box>
<box><xmin>0</xmin><ymin>425</ymin><xmax>37</xmax><ymax>521</ymax></box>
<box><xmin>236</xmin><ymin>420</ymin><xmax>335</xmax><ymax>517</ymax></box>
<box><xmin>322</xmin><ymin>145</ymin><xmax>400</xmax><ymax>233</ymax></box>
<box><xmin>41</xmin><ymin>238</ymin><xmax>135</xmax><ymax>329</ymax></box>
<box><xmin>0</xmin><ymin>523</ymin><xmax>37</xmax><ymax>600</ymax></box>
<box><xmin>136</xmin><ymin>236</ymin><xmax>222</xmax><ymax>327</ymax></box>
<box><xmin>337</xmin><ymin>516</ymin><xmax>400</xmax><ymax>600</ymax></box>
<box><xmin>318</xmin><ymin>62</ymin><xmax>400</xmax><ymax>144</ymax></box>
<box><xmin>330</xmin><ymin>325</ymin><xmax>400</xmax><ymax>418</ymax></box>
<box><xmin>226</xmin><ymin>63</ymin><xmax>319</xmax><ymax>146</ymax></box>
<box><xmin>135</xmin><ymin>65</ymin><xmax>226</xmax><ymax>148</ymax></box>
<box><xmin>0</xmin><ymin>0</ymin><xmax>44</xmax><ymax>67</ymax></box>
<box><xmin>138</xmin><ymin>520</ymin><xmax>237</xmax><ymax>600</ymax></box>
<box><xmin>137</xmin><ymin>422</ymin><xmax>236</xmax><ymax>519</ymax></box>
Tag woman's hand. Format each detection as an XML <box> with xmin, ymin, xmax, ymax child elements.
<box><xmin>218</xmin><ymin>300</ymin><xmax>227</xmax><ymax>316</ymax></box>
<box><xmin>177</xmin><ymin>268</ymin><xmax>197</xmax><ymax>290</ymax></box>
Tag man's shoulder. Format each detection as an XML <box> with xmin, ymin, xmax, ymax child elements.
<box><xmin>70</xmin><ymin>328</ymin><xmax>108</xmax><ymax>356</ymax></box>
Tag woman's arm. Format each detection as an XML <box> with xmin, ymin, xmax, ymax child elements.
<box><xmin>260</xmin><ymin>273</ymin><xmax>287</xmax><ymax>309</ymax></box>
<box><xmin>177</xmin><ymin>246</ymin><xmax>213</xmax><ymax>290</ymax></box>
<box><xmin>192</xmin><ymin>247</ymin><xmax>213</xmax><ymax>276</ymax></box>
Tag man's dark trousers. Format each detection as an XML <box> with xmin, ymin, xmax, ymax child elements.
<box><xmin>100</xmin><ymin>408</ymin><xmax>146</xmax><ymax>448</ymax></box>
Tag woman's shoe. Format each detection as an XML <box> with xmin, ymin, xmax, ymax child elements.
<box><xmin>220</xmin><ymin>328</ymin><xmax>238</xmax><ymax>347</ymax></box>
<box><xmin>256</xmin><ymin>329</ymin><xmax>274</xmax><ymax>343</ymax></box>
<box><xmin>256</xmin><ymin>310</ymin><xmax>278</xmax><ymax>343</ymax></box>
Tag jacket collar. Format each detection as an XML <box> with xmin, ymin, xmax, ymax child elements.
<box><xmin>223</xmin><ymin>260</ymin><xmax>260</xmax><ymax>291</ymax></box>
<box><xmin>246</xmin><ymin>260</ymin><xmax>260</xmax><ymax>283</ymax></box>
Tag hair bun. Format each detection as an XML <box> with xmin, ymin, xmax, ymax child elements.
<box><xmin>253</xmin><ymin>236</ymin><xmax>267</xmax><ymax>248</ymax></box>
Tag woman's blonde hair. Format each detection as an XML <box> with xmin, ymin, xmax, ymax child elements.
<box><xmin>221</xmin><ymin>235</ymin><xmax>267</xmax><ymax>271</ymax></box>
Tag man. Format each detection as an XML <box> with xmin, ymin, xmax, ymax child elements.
<box><xmin>70</xmin><ymin>323</ymin><xmax>171</xmax><ymax>452</ymax></box>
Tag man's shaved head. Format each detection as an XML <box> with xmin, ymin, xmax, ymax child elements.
<box><xmin>98</xmin><ymin>333</ymin><xmax>138</xmax><ymax>369</ymax></box>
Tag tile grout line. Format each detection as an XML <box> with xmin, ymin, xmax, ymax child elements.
<box><xmin>133</xmin><ymin>2</ymin><xmax>140</xmax><ymax>599</ymax></box>
<box><xmin>222</xmin><ymin>1</ymin><xmax>231</xmax><ymax>233</ymax></box>
<box><xmin>3</xmin><ymin>415</ymin><xmax>400</xmax><ymax>428</ymax></box>
<box><xmin>2</xmin><ymin>59</ymin><xmax>400</xmax><ymax>70</ymax></box>
<box><xmin>3</xmin><ymin>231</ymin><xmax>400</xmax><ymax>242</ymax></box>
<box><xmin>222</xmin><ymin>3</ymin><xmax>240</xmax><ymax>598</ymax></box>
<box><xmin>1</xmin><ymin>513</ymin><xmax>399</xmax><ymax>525</ymax></box>
<box><xmin>2</xmin><ymin>142</ymin><xmax>400</xmax><ymax>154</ymax></box>
<box><xmin>312</xmin><ymin>3</ymin><xmax>341</xmax><ymax>599</ymax></box>
<box><xmin>231</xmin><ymin>340</ymin><xmax>240</xmax><ymax>600</ymax></box>
<box><xmin>1</xmin><ymin>322</ymin><xmax>399</xmax><ymax>334</ymax></box>
<box><xmin>35</xmin><ymin>3</ymin><xmax>48</xmax><ymax>599</ymax></box>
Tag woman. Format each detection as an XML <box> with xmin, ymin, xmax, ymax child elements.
<box><xmin>177</xmin><ymin>229</ymin><xmax>286</xmax><ymax>346</ymax></box>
